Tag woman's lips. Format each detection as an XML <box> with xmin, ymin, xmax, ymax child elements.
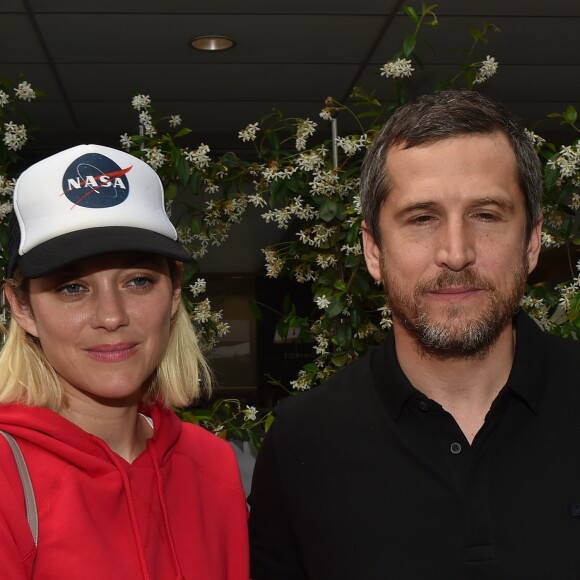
<box><xmin>85</xmin><ymin>343</ymin><xmax>138</xmax><ymax>362</ymax></box>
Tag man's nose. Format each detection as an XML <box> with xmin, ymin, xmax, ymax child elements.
<box><xmin>434</xmin><ymin>217</ymin><xmax>476</xmax><ymax>272</ymax></box>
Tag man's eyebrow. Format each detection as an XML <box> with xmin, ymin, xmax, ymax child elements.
<box><xmin>394</xmin><ymin>196</ymin><xmax>517</xmax><ymax>219</ymax></box>
<box><xmin>393</xmin><ymin>201</ymin><xmax>437</xmax><ymax>219</ymax></box>
<box><xmin>471</xmin><ymin>196</ymin><xmax>516</xmax><ymax>212</ymax></box>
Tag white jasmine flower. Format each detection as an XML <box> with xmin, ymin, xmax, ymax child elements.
<box><xmin>192</xmin><ymin>298</ymin><xmax>212</xmax><ymax>323</ymax></box>
<box><xmin>262</xmin><ymin>208</ymin><xmax>292</xmax><ymax>229</ymax></box>
<box><xmin>313</xmin><ymin>333</ymin><xmax>329</xmax><ymax>355</ymax></box>
<box><xmin>144</xmin><ymin>147</ymin><xmax>166</xmax><ymax>170</ymax></box>
<box><xmin>315</xmin><ymin>295</ymin><xmax>331</xmax><ymax>310</ymax></box>
<box><xmin>525</xmin><ymin>129</ymin><xmax>545</xmax><ymax>149</ymax></box>
<box><xmin>296</xmin><ymin>147</ymin><xmax>327</xmax><ymax>172</ymax></box>
<box><xmin>119</xmin><ymin>133</ymin><xmax>132</xmax><ymax>151</ymax></box>
<box><xmin>189</xmin><ymin>278</ymin><xmax>207</xmax><ymax>297</ymax></box>
<box><xmin>238</xmin><ymin>122</ymin><xmax>260</xmax><ymax>142</ymax></box>
<box><xmin>336</xmin><ymin>134</ymin><xmax>368</xmax><ymax>156</ymax></box>
<box><xmin>216</xmin><ymin>321</ymin><xmax>230</xmax><ymax>337</ymax></box>
<box><xmin>315</xmin><ymin>253</ymin><xmax>338</xmax><ymax>269</ymax></box>
<box><xmin>319</xmin><ymin>107</ymin><xmax>334</xmax><ymax>121</ymax></box>
<box><xmin>186</xmin><ymin>143</ymin><xmax>211</xmax><ymax>170</ymax></box>
<box><xmin>380</xmin><ymin>58</ymin><xmax>414</xmax><ymax>79</ymax></box>
<box><xmin>541</xmin><ymin>231</ymin><xmax>560</xmax><ymax>248</ymax></box>
<box><xmin>138</xmin><ymin>111</ymin><xmax>153</xmax><ymax>127</ymax></box>
<box><xmin>295</xmin><ymin>118</ymin><xmax>317</xmax><ymax>151</ymax></box>
<box><xmin>262</xmin><ymin>248</ymin><xmax>284</xmax><ymax>278</ymax></box>
<box><xmin>243</xmin><ymin>406</ymin><xmax>258</xmax><ymax>421</ymax></box>
<box><xmin>473</xmin><ymin>55</ymin><xmax>498</xmax><ymax>85</ymax></box>
<box><xmin>340</xmin><ymin>241</ymin><xmax>362</xmax><ymax>255</ymax></box>
<box><xmin>0</xmin><ymin>201</ymin><xmax>12</xmax><ymax>220</ymax></box>
<box><xmin>3</xmin><ymin>122</ymin><xmax>27</xmax><ymax>150</ymax></box>
<box><xmin>309</xmin><ymin>169</ymin><xmax>340</xmax><ymax>197</ymax></box>
<box><xmin>0</xmin><ymin>176</ymin><xmax>15</xmax><ymax>196</ymax></box>
<box><xmin>0</xmin><ymin>90</ymin><xmax>9</xmax><ymax>107</ymax></box>
<box><xmin>378</xmin><ymin>304</ymin><xmax>393</xmax><ymax>329</ymax></box>
<box><xmin>549</xmin><ymin>145</ymin><xmax>580</xmax><ymax>181</ymax></box>
<box><xmin>290</xmin><ymin>369</ymin><xmax>312</xmax><ymax>391</ymax></box>
<box><xmin>294</xmin><ymin>264</ymin><xmax>316</xmax><ymax>283</ymax></box>
<box><xmin>247</xmin><ymin>193</ymin><xmax>267</xmax><ymax>208</ymax></box>
<box><xmin>14</xmin><ymin>81</ymin><xmax>36</xmax><ymax>102</ymax></box>
<box><xmin>132</xmin><ymin>94</ymin><xmax>151</xmax><ymax>111</ymax></box>
<box><xmin>168</xmin><ymin>115</ymin><xmax>182</xmax><ymax>128</ymax></box>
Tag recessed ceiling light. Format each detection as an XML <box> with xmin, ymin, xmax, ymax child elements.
<box><xmin>190</xmin><ymin>35</ymin><xmax>235</xmax><ymax>51</ymax></box>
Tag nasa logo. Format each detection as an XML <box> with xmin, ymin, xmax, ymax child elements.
<box><xmin>62</xmin><ymin>153</ymin><xmax>132</xmax><ymax>208</ymax></box>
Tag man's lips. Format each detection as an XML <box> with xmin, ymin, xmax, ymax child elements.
<box><xmin>85</xmin><ymin>343</ymin><xmax>138</xmax><ymax>362</ymax></box>
<box><xmin>426</xmin><ymin>286</ymin><xmax>483</xmax><ymax>300</ymax></box>
<box><xmin>430</xmin><ymin>286</ymin><xmax>480</xmax><ymax>294</ymax></box>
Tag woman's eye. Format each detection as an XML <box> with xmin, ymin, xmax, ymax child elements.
<box><xmin>128</xmin><ymin>276</ymin><xmax>153</xmax><ymax>288</ymax></box>
<box><xmin>57</xmin><ymin>283</ymin><xmax>85</xmax><ymax>295</ymax></box>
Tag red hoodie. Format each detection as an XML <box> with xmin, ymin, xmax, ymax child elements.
<box><xmin>0</xmin><ymin>401</ymin><xmax>249</xmax><ymax>579</ymax></box>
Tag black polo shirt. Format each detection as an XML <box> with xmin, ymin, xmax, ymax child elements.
<box><xmin>249</xmin><ymin>311</ymin><xmax>580</xmax><ymax>579</ymax></box>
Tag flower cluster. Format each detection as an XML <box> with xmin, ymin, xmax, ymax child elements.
<box><xmin>380</xmin><ymin>58</ymin><xmax>414</xmax><ymax>79</ymax></box>
<box><xmin>0</xmin><ymin>80</ymin><xmax>37</xmax><ymax>154</ymax></box>
<box><xmin>473</xmin><ymin>56</ymin><xmax>498</xmax><ymax>85</ymax></box>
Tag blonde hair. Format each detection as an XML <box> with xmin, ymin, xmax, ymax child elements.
<box><xmin>0</xmin><ymin>281</ymin><xmax>211</xmax><ymax>410</ymax></box>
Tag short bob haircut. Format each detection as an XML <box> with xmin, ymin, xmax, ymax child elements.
<box><xmin>0</xmin><ymin>268</ymin><xmax>211</xmax><ymax>411</ymax></box>
<box><xmin>360</xmin><ymin>88</ymin><xmax>543</xmax><ymax>246</ymax></box>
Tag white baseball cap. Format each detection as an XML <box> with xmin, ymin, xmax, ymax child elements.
<box><xmin>7</xmin><ymin>144</ymin><xmax>190</xmax><ymax>278</ymax></box>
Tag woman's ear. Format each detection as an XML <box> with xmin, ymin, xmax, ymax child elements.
<box><xmin>171</xmin><ymin>262</ymin><xmax>184</xmax><ymax>317</ymax></box>
<box><xmin>4</xmin><ymin>282</ymin><xmax>39</xmax><ymax>337</ymax></box>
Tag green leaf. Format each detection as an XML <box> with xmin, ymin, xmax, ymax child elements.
<box><xmin>265</xmin><ymin>413</ymin><xmax>276</xmax><ymax>432</ymax></box>
<box><xmin>331</xmin><ymin>353</ymin><xmax>349</xmax><ymax>367</ymax></box>
<box><xmin>564</xmin><ymin>105</ymin><xmax>578</xmax><ymax>125</ymax></box>
<box><xmin>344</xmin><ymin>254</ymin><xmax>363</xmax><ymax>268</ymax></box>
<box><xmin>326</xmin><ymin>293</ymin><xmax>346</xmax><ymax>318</ymax></box>
<box><xmin>317</xmin><ymin>269</ymin><xmax>340</xmax><ymax>287</ymax></box>
<box><xmin>177</xmin><ymin>156</ymin><xmax>190</xmax><ymax>185</ymax></box>
<box><xmin>189</xmin><ymin>216</ymin><xmax>202</xmax><ymax>234</ymax></box>
<box><xmin>190</xmin><ymin>171</ymin><xmax>202</xmax><ymax>194</ymax></box>
<box><xmin>165</xmin><ymin>183</ymin><xmax>177</xmax><ymax>200</ymax></box>
<box><xmin>174</xmin><ymin>127</ymin><xmax>192</xmax><ymax>138</ymax></box>
<box><xmin>403</xmin><ymin>5</ymin><xmax>419</xmax><ymax>23</ymax></box>
<box><xmin>319</xmin><ymin>199</ymin><xmax>338</xmax><ymax>222</ymax></box>
<box><xmin>333</xmin><ymin>279</ymin><xmax>347</xmax><ymax>292</ymax></box>
<box><xmin>336</xmin><ymin>320</ymin><xmax>353</xmax><ymax>349</ymax></box>
<box><xmin>250</xmin><ymin>300</ymin><xmax>263</xmax><ymax>321</ymax></box>
<box><xmin>403</xmin><ymin>35</ymin><xmax>417</xmax><ymax>58</ymax></box>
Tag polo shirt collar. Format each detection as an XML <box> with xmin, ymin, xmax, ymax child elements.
<box><xmin>373</xmin><ymin>310</ymin><xmax>546</xmax><ymax>421</ymax></box>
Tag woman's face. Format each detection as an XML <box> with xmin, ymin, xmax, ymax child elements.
<box><xmin>12</xmin><ymin>252</ymin><xmax>181</xmax><ymax>406</ymax></box>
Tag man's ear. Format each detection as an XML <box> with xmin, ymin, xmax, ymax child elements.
<box><xmin>526</xmin><ymin>215</ymin><xmax>543</xmax><ymax>275</ymax></box>
<box><xmin>4</xmin><ymin>282</ymin><xmax>39</xmax><ymax>338</ymax></box>
<box><xmin>361</xmin><ymin>221</ymin><xmax>383</xmax><ymax>282</ymax></box>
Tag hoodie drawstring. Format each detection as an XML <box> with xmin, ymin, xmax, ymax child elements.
<box><xmin>91</xmin><ymin>438</ymin><xmax>151</xmax><ymax>580</ymax></box>
<box><xmin>150</xmin><ymin>444</ymin><xmax>184</xmax><ymax>580</ymax></box>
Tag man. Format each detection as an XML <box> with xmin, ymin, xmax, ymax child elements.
<box><xmin>248</xmin><ymin>89</ymin><xmax>580</xmax><ymax>579</ymax></box>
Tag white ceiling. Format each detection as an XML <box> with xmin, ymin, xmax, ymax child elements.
<box><xmin>2</xmin><ymin>0</ymin><xmax>580</xmax><ymax>272</ymax></box>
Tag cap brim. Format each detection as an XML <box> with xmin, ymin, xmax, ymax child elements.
<box><xmin>16</xmin><ymin>226</ymin><xmax>191</xmax><ymax>278</ymax></box>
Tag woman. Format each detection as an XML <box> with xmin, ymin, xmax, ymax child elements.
<box><xmin>0</xmin><ymin>144</ymin><xmax>249</xmax><ymax>579</ymax></box>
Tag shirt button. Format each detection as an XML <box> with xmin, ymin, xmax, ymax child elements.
<box><xmin>450</xmin><ymin>442</ymin><xmax>462</xmax><ymax>454</ymax></box>
<box><xmin>418</xmin><ymin>401</ymin><xmax>429</xmax><ymax>412</ymax></box>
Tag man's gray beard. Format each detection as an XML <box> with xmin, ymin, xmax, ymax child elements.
<box><xmin>383</xmin><ymin>261</ymin><xmax>528</xmax><ymax>360</ymax></box>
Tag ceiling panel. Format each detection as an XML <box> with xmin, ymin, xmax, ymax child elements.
<box><xmin>1</xmin><ymin>1</ymin><xmax>579</xmax><ymax>276</ymax></box>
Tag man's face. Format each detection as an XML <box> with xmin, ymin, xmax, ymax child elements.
<box><xmin>363</xmin><ymin>132</ymin><xmax>542</xmax><ymax>359</ymax></box>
